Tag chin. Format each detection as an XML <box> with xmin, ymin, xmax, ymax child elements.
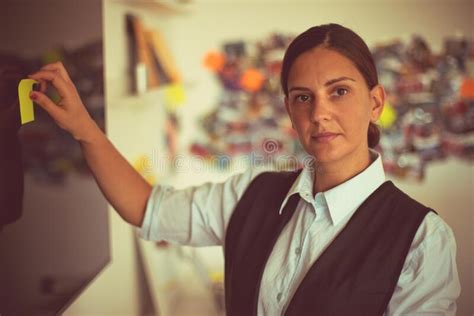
<box><xmin>301</xmin><ymin>138</ymin><xmax>340</xmax><ymax>162</ymax></box>
<box><xmin>304</xmin><ymin>146</ymin><xmax>341</xmax><ymax>164</ymax></box>
<box><xmin>312</xmin><ymin>153</ymin><xmax>341</xmax><ymax>164</ymax></box>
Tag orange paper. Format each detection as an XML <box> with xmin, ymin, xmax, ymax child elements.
<box><xmin>203</xmin><ymin>51</ymin><xmax>226</xmax><ymax>72</ymax></box>
<box><xmin>240</xmin><ymin>68</ymin><xmax>265</xmax><ymax>92</ymax></box>
<box><xmin>460</xmin><ymin>78</ymin><xmax>474</xmax><ymax>99</ymax></box>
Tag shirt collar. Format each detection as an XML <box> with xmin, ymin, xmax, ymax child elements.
<box><xmin>278</xmin><ymin>150</ymin><xmax>386</xmax><ymax>226</ymax></box>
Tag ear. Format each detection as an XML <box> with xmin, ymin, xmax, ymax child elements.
<box><xmin>284</xmin><ymin>96</ymin><xmax>295</xmax><ymax>129</ymax></box>
<box><xmin>369</xmin><ymin>84</ymin><xmax>385</xmax><ymax>122</ymax></box>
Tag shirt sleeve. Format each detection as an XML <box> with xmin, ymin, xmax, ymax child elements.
<box><xmin>137</xmin><ymin>167</ymin><xmax>269</xmax><ymax>246</ymax></box>
<box><xmin>386</xmin><ymin>212</ymin><xmax>461</xmax><ymax>315</ymax></box>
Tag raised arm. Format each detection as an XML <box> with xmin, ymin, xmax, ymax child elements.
<box><xmin>28</xmin><ymin>62</ymin><xmax>151</xmax><ymax>227</ymax></box>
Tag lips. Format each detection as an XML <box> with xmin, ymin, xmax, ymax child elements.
<box><xmin>311</xmin><ymin>132</ymin><xmax>339</xmax><ymax>143</ymax></box>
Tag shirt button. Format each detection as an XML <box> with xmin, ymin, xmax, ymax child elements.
<box><xmin>295</xmin><ymin>247</ymin><xmax>302</xmax><ymax>255</ymax></box>
<box><xmin>277</xmin><ymin>292</ymin><xmax>283</xmax><ymax>302</ymax></box>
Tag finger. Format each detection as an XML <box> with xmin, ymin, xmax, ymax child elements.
<box><xmin>30</xmin><ymin>91</ymin><xmax>65</xmax><ymax>122</ymax></box>
<box><xmin>39</xmin><ymin>80</ymin><xmax>47</xmax><ymax>93</ymax></box>
<box><xmin>28</xmin><ymin>70</ymin><xmax>73</xmax><ymax>100</ymax></box>
<box><xmin>41</xmin><ymin>61</ymin><xmax>73</xmax><ymax>83</ymax></box>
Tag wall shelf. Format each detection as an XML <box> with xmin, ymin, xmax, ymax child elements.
<box><xmin>114</xmin><ymin>0</ymin><xmax>193</xmax><ymax>15</ymax></box>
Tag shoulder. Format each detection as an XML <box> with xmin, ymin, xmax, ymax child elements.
<box><xmin>390</xmin><ymin>211</ymin><xmax>460</xmax><ymax>313</ymax></box>
<box><xmin>233</xmin><ymin>166</ymin><xmax>302</xmax><ymax>196</ymax></box>
<box><xmin>225</xmin><ymin>165</ymin><xmax>298</xmax><ymax>190</ymax></box>
<box><xmin>398</xmin><ymin>210</ymin><xmax>457</xmax><ymax>284</ymax></box>
<box><xmin>385</xmin><ymin>184</ymin><xmax>456</xmax><ymax>262</ymax></box>
<box><xmin>393</xmin><ymin>185</ymin><xmax>455</xmax><ymax>250</ymax></box>
<box><xmin>386</xmin><ymin>182</ymin><xmax>431</xmax><ymax>212</ymax></box>
<box><xmin>409</xmin><ymin>211</ymin><xmax>456</xmax><ymax>255</ymax></box>
<box><xmin>223</xmin><ymin>165</ymin><xmax>273</xmax><ymax>191</ymax></box>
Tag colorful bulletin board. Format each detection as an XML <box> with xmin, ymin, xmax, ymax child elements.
<box><xmin>191</xmin><ymin>33</ymin><xmax>474</xmax><ymax>180</ymax></box>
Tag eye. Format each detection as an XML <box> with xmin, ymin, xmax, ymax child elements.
<box><xmin>332</xmin><ymin>87</ymin><xmax>349</xmax><ymax>97</ymax></box>
<box><xmin>293</xmin><ymin>94</ymin><xmax>311</xmax><ymax>103</ymax></box>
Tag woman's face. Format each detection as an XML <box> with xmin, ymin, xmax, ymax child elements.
<box><xmin>285</xmin><ymin>46</ymin><xmax>384</xmax><ymax>166</ymax></box>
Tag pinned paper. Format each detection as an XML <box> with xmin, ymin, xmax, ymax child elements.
<box><xmin>240</xmin><ymin>68</ymin><xmax>265</xmax><ymax>92</ymax></box>
<box><xmin>18</xmin><ymin>79</ymin><xmax>38</xmax><ymax>125</ymax></box>
<box><xmin>133</xmin><ymin>154</ymin><xmax>156</xmax><ymax>185</ymax></box>
<box><xmin>460</xmin><ymin>78</ymin><xmax>474</xmax><ymax>99</ymax></box>
<box><xmin>378</xmin><ymin>101</ymin><xmax>397</xmax><ymax>129</ymax></box>
<box><xmin>203</xmin><ymin>51</ymin><xmax>226</xmax><ymax>72</ymax></box>
<box><xmin>164</xmin><ymin>83</ymin><xmax>186</xmax><ymax>111</ymax></box>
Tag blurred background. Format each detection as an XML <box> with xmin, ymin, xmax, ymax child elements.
<box><xmin>1</xmin><ymin>0</ymin><xmax>472</xmax><ymax>315</ymax></box>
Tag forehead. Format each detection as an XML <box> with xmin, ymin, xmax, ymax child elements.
<box><xmin>287</xmin><ymin>47</ymin><xmax>363</xmax><ymax>87</ymax></box>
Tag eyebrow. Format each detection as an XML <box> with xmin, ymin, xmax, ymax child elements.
<box><xmin>325</xmin><ymin>76</ymin><xmax>356</xmax><ymax>86</ymax></box>
<box><xmin>288</xmin><ymin>76</ymin><xmax>356</xmax><ymax>93</ymax></box>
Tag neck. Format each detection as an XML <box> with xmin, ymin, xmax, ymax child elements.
<box><xmin>312</xmin><ymin>149</ymin><xmax>372</xmax><ymax>194</ymax></box>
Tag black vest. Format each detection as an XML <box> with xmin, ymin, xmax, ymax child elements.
<box><xmin>224</xmin><ymin>170</ymin><xmax>434</xmax><ymax>316</ymax></box>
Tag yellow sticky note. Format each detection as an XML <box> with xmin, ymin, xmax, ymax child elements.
<box><xmin>18</xmin><ymin>79</ymin><xmax>38</xmax><ymax>124</ymax></box>
<box><xmin>164</xmin><ymin>83</ymin><xmax>186</xmax><ymax>112</ymax></box>
<box><xmin>133</xmin><ymin>154</ymin><xmax>157</xmax><ymax>185</ymax></box>
<box><xmin>378</xmin><ymin>101</ymin><xmax>397</xmax><ymax>129</ymax></box>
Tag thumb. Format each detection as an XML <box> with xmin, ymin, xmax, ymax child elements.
<box><xmin>30</xmin><ymin>91</ymin><xmax>65</xmax><ymax>122</ymax></box>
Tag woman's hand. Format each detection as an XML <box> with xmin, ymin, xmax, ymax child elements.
<box><xmin>28</xmin><ymin>62</ymin><xmax>151</xmax><ymax>227</ymax></box>
<box><xmin>28</xmin><ymin>61</ymin><xmax>99</xmax><ymax>142</ymax></box>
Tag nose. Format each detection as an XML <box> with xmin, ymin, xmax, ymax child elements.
<box><xmin>310</xmin><ymin>97</ymin><xmax>332</xmax><ymax>123</ymax></box>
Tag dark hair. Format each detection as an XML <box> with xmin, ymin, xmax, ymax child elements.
<box><xmin>280</xmin><ymin>23</ymin><xmax>380</xmax><ymax>148</ymax></box>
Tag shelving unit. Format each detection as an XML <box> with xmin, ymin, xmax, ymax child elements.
<box><xmin>104</xmin><ymin>0</ymin><xmax>170</xmax><ymax>171</ymax></box>
<box><xmin>115</xmin><ymin>0</ymin><xmax>193</xmax><ymax>15</ymax></box>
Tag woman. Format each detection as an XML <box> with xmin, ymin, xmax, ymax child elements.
<box><xmin>28</xmin><ymin>24</ymin><xmax>460</xmax><ymax>315</ymax></box>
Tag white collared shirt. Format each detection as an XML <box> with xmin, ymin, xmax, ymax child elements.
<box><xmin>139</xmin><ymin>153</ymin><xmax>460</xmax><ymax>315</ymax></box>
